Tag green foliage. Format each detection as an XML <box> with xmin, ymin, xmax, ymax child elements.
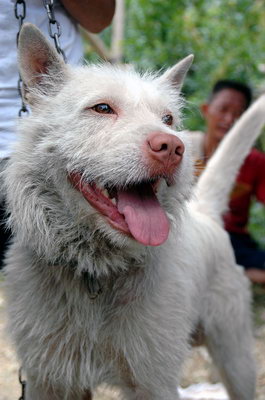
<box><xmin>252</xmin><ymin>284</ymin><xmax>265</xmax><ymax>327</ymax></box>
<box><xmin>123</xmin><ymin>0</ymin><xmax>265</xmax><ymax>138</ymax></box>
<box><xmin>249</xmin><ymin>202</ymin><xmax>265</xmax><ymax>249</ymax></box>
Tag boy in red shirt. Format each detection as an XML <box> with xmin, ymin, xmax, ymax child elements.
<box><xmin>190</xmin><ymin>80</ymin><xmax>265</xmax><ymax>283</ymax></box>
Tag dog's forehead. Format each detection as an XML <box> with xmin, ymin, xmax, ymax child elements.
<box><xmin>69</xmin><ymin>65</ymin><xmax>179</xmax><ymax>111</ymax></box>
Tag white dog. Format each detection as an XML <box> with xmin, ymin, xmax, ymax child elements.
<box><xmin>4</xmin><ymin>23</ymin><xmax>265</xmax><ymax>400</ymax></box>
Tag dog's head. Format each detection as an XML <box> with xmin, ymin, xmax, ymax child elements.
<box><xmin>6</xmin><ymin>24</ymin><xmax>194</xmax><ymax>257</ymax></box>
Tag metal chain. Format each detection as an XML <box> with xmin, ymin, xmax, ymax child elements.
<box><xmin>14</xmin><ymin>0</ymin><xmax>29</xmax><ymax>117</ymax></box>
<box><xmin>14</xmin><ymin>3</ymin><xmax>66</xmax><ymax>395</ymax></box>
<box><xmin>14</xmin><ymin>0</ymin><xmax>67</xmax><ymax>119</ymax></box>
<box><xmin>18</xmin><ymin>367</ymin><xmax>26</xmax><ymax>400</ymax></box>
<box><xmin>43</xmin><ymin>0</ymin><xmax>67</xmax><ymax>62</ymax></box>
<box><xmin>15</xmin><ymin>3</ymin><xmax>28</xmax><ymax>389</ymax></box>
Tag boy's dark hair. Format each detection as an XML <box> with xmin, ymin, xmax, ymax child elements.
<box><xmin>210</xmin><ymin>80</ymin><xmax>252</xmax><ymax>109</ymax></box>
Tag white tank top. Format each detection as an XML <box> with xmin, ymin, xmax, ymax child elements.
<box><xmin>0</xmin><ymin>0</ymin><xmax>84</xmax><ymax>157</ymax></box>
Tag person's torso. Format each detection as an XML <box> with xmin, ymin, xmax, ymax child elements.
<box><xmin>0</xmin><ymin>0</ymin><xmax>83</xmax><ymax>157</ymax></box>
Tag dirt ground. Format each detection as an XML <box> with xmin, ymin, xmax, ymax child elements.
<box><xmin>1</xmin><ymin>276</ymin><xmax>265</xmax><ymax>400</ymax></box>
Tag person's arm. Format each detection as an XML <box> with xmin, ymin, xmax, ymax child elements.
<box><xmin>254</xmin><ymin>151</ymin><xmax>265</xmax><ymax>204</ymax></box>
<box><xmin>60</xmin><ymin>0</ymin><xmax>116</xmax><ymax>33</ymax></box>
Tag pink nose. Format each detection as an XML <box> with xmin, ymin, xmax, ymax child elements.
<box><xmin>145</xmin><ymin>132</ymin><xmax>185</xmax><ymax>174</ymax></box>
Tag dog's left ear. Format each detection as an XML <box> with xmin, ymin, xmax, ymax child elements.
<box><xmin>159</xmin><ymin>55</ymin><xmax>194</xmax><ymax>90</ymax></box>
<box><xmin>18</xmin><ymin>23</ymin><xmax>69</xmax><ymax>104</ymax></box>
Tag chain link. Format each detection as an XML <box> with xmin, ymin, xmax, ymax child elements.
<box><xmin>14</xmin><ymin>0</ymin><xmax>67</xmax><ymax>118</ymax></box>
<box><xmin>43</xmin><ymin>0</ymin><xmax>67</xmax><ymax>62</ymax></box>
<box><xmin>14</xmin><ymin>1</ymin><xmax>66</xmax><ymax>395</ymax></box>
<box><xmin>18</xmin><ymin>367</ymin><xmax>26</xmax><ymax>400</ymax></box>
<box><xmin>15</xmin><ymin>2</ymin><xmax>28</xmax><ymax>392</ymax></box>
<box><xmin>14</xmin><ymin>0</ymin><xmax>29</xmax><ymax>117</ymax></box>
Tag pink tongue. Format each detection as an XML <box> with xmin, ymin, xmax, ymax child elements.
<box><xmin>117</xmin><ymin>183</ymin><xmax>170</xmax><ymax>246</ymax></box>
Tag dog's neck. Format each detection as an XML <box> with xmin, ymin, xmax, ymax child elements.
<box><xmin>29</xmin><ymin>234</ymin><xmax>149</xmax><ymax>299</ymax></box>
<box><xmin>80</xmin><ymin>253</ymin><xmax>146</xmax><ymax>299</ymax></box>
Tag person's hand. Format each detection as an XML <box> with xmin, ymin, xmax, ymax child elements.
<box><xmin>60</xmin><ymin>0</ymin><xmax>115</xmax><ymax>33</ymax></box>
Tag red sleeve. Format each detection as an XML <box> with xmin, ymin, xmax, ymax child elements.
<box><xmin>252</xmin><ymin>150</ymin><xmax>265</xmax><ymax>204</ymax></box>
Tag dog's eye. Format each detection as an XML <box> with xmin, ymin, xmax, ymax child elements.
<box><xmin>162</xmin><ymin>114</ymin><xmax>173</xmax><ymax>126</ymax></box>
<box><xmin>91</xmin><ymin>103</ymin><xmax>114</xmax><ymax>114</ymax></box>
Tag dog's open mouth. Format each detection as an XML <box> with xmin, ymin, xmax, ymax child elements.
<box><xmin>69</xmin><ymin>172</ymin><xmax>170</xmax><ymax>246</ymax></box>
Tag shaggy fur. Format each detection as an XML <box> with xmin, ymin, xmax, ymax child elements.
<box><xmin>3</xmin><ymin>23</ymin><xmax>265</xmax><ymax>399</ymax></box>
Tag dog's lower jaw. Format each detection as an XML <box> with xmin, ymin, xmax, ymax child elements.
<box><xmin>68</xmin><ymin>172</ymin><xmax>171</xmax><ymax>246</ymax></box>
<box><xmin>19</xmin><ymin>211</ymin><xmax>149</xmax><ymax>279</ymax></box>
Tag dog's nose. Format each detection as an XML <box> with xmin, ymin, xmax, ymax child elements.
<box><xmin>145</xmin><ymin>132</ymin><xmax>184</xmax><ymax>174</ymax></box>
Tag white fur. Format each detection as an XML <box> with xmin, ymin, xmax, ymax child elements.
<box><xmin>3</xmin><ymin>24</ymin><xmax>265</xmax><ymax>400</ymax></box>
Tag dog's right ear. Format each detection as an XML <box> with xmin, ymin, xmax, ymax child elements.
<box><xmin>158</xmin><ymin>55</ymin><xmax>194</xmax><ymax>91</ymax></box>
<box><xmin>18</xmin><ymin>23</ymin><xmax>68</xmax><ymax>103</ymax></box>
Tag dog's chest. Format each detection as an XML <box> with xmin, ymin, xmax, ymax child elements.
<box><xmin>32</xmin><ymin>265</ymin><xmax>150</xmax><ymax>386</ymax></box>
<box><xmin>7</xmin><ymin>243</ymin><xmax>178</xmax><ymax>387</ymax></box>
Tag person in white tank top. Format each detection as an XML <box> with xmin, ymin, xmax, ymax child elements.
<box><xmin>0</xmin><ymin>0</ymin><xmax>115</xmax><ymax>158</ymax></box>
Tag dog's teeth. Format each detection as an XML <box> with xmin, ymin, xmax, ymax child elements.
<box><xmin>111</xmin><ymin>197</ymin><xmax>117</xmax><ymax>205</ymax></box>
<box><xmin>97</xmin><ymin>182</ymin><xmax>104</xmax><ymax>190</ymax></box>
<box><xmin>102</xmin><ymin>189</ymin><xmax>109</xmax><ymax>198</ymax></box>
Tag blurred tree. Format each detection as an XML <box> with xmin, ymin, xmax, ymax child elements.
<box><xmin>122</xmin><ymin>0</ymin><xmax>265</xmax><ymax>137</ymax></box>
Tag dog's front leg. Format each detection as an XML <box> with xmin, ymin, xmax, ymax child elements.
<box><xmin>25</xmin><ymin>375</ymin><xmax>93</xmax><ymax>400</ymax></box>
<box><xmin>122</xmin><ymin>386</ymin><xmax>180</xmax><ymax>400</ymax></box>
<box><xmin>82</xmin><ymin>390</ymin><xmax>93</xmax><ymax>400</ymax></box>
<box><xmin>25</xmin><ymin>377</ymin><xmax>62</xmax><ymax>400</ymax></box>
<box><xmin>120</xmin><ymin>374</ymin><xmax>180</xmax><ymax>400</ymax></box>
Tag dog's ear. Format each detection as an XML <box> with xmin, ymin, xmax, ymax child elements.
<box><xmin>159</xmin><ymin>55</ymin><xmax>194</xmax><ymax>90</ymax></box>
<box><xmin>18</xmin><ymin>23</ymin><xmax>68</xmax><ymax>103</ymax></box>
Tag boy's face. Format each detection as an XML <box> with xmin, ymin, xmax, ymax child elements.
<box><xmin>201</xmin><ymin>88</ymin><xmax>247</xmax><ymax>143</ymax></box>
